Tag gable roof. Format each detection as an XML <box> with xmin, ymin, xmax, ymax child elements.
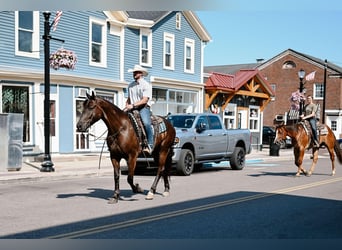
<box><xmin>204</xmin><ymin>63</ymin><xmax>260</xmax><ymax>75</ymax></box>
<box><xmin>106</xmin><ymin>11</ymin><xmax>211</xmax><ymax>42</ymax></box>
<box><xmin>257</xmin><ymin>48</ymin><xmax>342</xmax><ymax>73</ymax></box>
<box><xmin>205</xmin><ymin>72</ymin><xmax>235</xmax><ymax>91</ymax></box>
<box><xmin>206</xmin><ymin>69</ymin><xmax>275</xmax><ymax>96</ymax></box>
<box><xmin>126</xmin><ymin>11</ymin><xmax>169</xmax><ymax>22</ymax></box>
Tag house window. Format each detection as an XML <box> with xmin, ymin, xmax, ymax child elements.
<box><xmin>176</xmin><ymin>12</ymin><xmax>181</xmax><ymax>30</ymax></box>
<box><xmin>75</xmin><ymin>99</ymin><xmax>89</xmax><ymax>150</ymax></box>
<box><xmin>2</xmin><ymin>85</ymin><xmax>30</xmax><ymax>142</ymax></box>
<box><xmin>15</xmin><ymin>11</ymin><xmax>40</xmax><ymax>58</ymax></box>
<box><xmin>223</xmin><ymin>103</ymin><xmax>236</xmax><ymax>129</ymax></box>
<box><xmin>152</xmin><ymin>88</ymin><xmax>197</xmax><ymax>115</ymax></box>
<box><xmin>249</xmin><ymin>107</ymin><xmax>259</xmax><ymax>131</ymax></box>
<box><xmin>314</xmin><ymin>83</ymin><xmax>324</xmax><ymax>99</ymax></box>
<box><xmin>184</xmin><ymin>38</ymin><xmax>195</xmax><ymax>73</ymax></box>
<box><xmin>89</xmin><ymin>18</ymin><xmax>107</xmax><ymax>67</ymax></box>
<box><xmin>163</xmin><ymin>33</ymin><xmax>174</xmax><ymax>70</ymax></box>
<box><xmin>270</xmin><ymin>83</ymin><xmax>276</xmax><ymax>100</ymax></box>
<box><xmin>331</xmin><ymin>120</ymin><xmax>337</xmax><ymax>131</ymax></box>
<box><xmin>140</xmin><ymin>29</ymin><xmax>152</xmax><ymax>66</ymax></box>
<box><xmin>282</xmin><ymin>61</ymin><xmax>296</xmax><ymax>69</ymax></box>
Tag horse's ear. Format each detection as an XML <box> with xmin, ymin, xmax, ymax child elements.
<box><xmin>86</xmin><ymin>91</ymin><xmax>96</xmax><ymax>100</ymax></box>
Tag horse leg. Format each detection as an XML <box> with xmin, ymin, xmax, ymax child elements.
<box><xmin>146</xmin><ymin>151</ymin><xmax>170</xmax><ymax>200</ymax></box>
<box><xmin>146</xmin><ymin>173</ymin><xmax>162</xmax><ymax>200</ymax></box>
<box><xmin>307</xmin><ymin>148</ymin><xmax>319</xmax><ymax>176</ymax></box>
<box><xmin>108</xmin><ymin>158</ymin><xmax>121</xmax><ymax>204</ymax></box>
<box><xmin>162</xmin><ymin>150</ymin><xmax>173</xmax><ymax>197</ymax></box>
<box><xmin>126</xmin><ymin>156</ymin><xmax>144</xmax><ymax>194</ymax></box>
<box><xmin>326</xmin><ymin>141</ymin><xmax>336</xmax><ymax>176</ymax></box>
<box><xmin>294</xmin><ymin>147</ymin><xmax>307</xmax><ymax>177</ymax></box>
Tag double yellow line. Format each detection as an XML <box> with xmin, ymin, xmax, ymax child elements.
<box><xmin>48</xmin><ymin>177</ymin><xmax>342</xmax><ymax>239</ymax></box>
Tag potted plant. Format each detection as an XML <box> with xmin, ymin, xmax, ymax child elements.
<box><xmin>49</xmin><ymin>48</ymin><xmax>77</xmax><ymax>70</ymax></box>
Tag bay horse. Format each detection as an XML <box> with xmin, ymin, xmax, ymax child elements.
<box><xmin>76</xmin><ymin>91</ymin><xmax>176</xmax><ymax>203</ymax></box>
<box><xmin>274</xmin><ymin>122</ymin><xmax>342</xmax><ymax>177</ymax></box>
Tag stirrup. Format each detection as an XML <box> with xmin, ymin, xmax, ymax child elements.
<box><xmin>143</xmin><ymin>145</ymin><xmax>153</xmax><ymax>154</ymax></box>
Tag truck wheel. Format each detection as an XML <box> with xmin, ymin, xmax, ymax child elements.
<box><xmin>176</xmin><ymin>149</ymin><xmax>194</xmax><ymax>176</ymax></box>
<box><xmin>230</xmin><ymin>147</ymin><xmax>245</xmax><ymax>170</ymax></box>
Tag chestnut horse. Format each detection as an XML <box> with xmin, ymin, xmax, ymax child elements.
<box><xmin>275</xmin><ymin>122</ymin><xmax>342</xmax><ymax>177</ymax></box>
<box><xmin>76</xmin><ymin>91</ymin><xmax>176</xmax><ymax>203</ymax></box>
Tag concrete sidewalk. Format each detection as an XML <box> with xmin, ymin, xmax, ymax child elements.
<box><xmin>0</xmin><ymin>148</ymin><xmax>310</xmax><ymax>183</ymax></box>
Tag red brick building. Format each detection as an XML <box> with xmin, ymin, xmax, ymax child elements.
<box><xmin>258</xmin><ymin>49</ymin><xmax>342</xmax><ymax>140</ymax></box>
<box><xmin>204</xmin><ymin>49</ymin><xmax>342</xmax><ymax>148</ymax></box>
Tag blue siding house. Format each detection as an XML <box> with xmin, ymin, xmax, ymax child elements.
<box><xmin>0</xmin><ymin>11</ymin><xmax>211</xmax><ymax>156</ymax></box>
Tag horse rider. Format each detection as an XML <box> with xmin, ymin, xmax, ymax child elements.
<box><xmin>125</xmin><ymin>65</ymin><xmax>154</xmax><ymax>154</ymax></box>
<box><xmin>300</xmin><ymin>95</ymin><xmax>320</xmax><ymax>148</ymax></box>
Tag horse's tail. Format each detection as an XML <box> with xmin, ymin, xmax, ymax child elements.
<box><xmin>334</xmin><ymin>140</ymin><xmax>342</xmax><ymax>164</ymax></box>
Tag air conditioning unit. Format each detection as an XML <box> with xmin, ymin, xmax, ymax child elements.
<box><xmin>275</xmin><ymin>114</ymin><xmax>284</xmax><ymax>121</ymax></box>
<box><xmin>78</xmin><ymin>88</ymin><xmax>88</xmax><ymax>98</ymax></box>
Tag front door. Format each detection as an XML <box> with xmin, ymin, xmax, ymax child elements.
<box><xmin>237</xmin><ymin>109</ymin><xmax>248</xmax><ymax>129</ymax></box>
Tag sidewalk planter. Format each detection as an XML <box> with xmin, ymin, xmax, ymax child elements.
<box><xmin>269</xmin><ymin>136</ymin><xmax>280</xmax><ymax>156</ymax></box>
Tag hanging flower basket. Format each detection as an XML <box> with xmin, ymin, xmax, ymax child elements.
<box><xmin>49</xmin><ymin>48</ymin><xmax>77</xmax><ymax>70</ymax></box>
<box><xmin>289</xmin><ymin>90</ymin><xmax>305</xmax><ymax>111</ymax></box>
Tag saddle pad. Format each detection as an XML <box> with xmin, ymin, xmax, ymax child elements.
<box><xmin>318</xmin><ymin>124</ymin><xmax>328</xmax><ymax>135</ymax></box>
<box><xmin>152</xmin><ymin>116</ymin><xmax>167</xmax><ymax>134</ymax></box>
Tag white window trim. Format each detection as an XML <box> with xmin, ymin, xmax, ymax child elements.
<box><xmin>313</xmin><ymin>83</ymin><xmax>324</xmax><ymax>100</ymax></box>
<box><xmin>15</xmin><ymin>11</ymin><xmax>40</xmax><ymax>59</ymax></box>
<box><xmin>140</xmin><ymin>28</ymin><xmax>152</xmax><ymax>67</ymax></box>
<box><xmin>89</xmin><ymin>17</ymin><xmax>107</xmax><ymax>68</ymax></box>
<box><xmin>184</xmin><ymin>38</ymin><xmax>195</xmax><ymax>74</ymax></box>
<box><xmin>249</xmin><ymin>105</ymin><xmax>260</xmax><ymax>132</ymax></box>
<box><xmin>163</xmin><ymin>32</ymin><xmax>175</xmax><ymax>70</ymax></box>
<box><xmin>176</xmin><ymin>12</ymin><xmax>181</xmax><ymax>30</ymax></box>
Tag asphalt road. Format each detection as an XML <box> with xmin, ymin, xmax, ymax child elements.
<box><xmin>1</xmin><ymin>156</ymin><xmax>341</xmax><ymax>239</ymax></box>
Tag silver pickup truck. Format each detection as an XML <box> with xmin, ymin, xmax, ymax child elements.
<box><xmin>136</xmin><ymin>113</ymin><xmax>251</xmax><ymax>176</ymax></box>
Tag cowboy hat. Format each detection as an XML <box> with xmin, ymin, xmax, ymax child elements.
<box><xmin>127</xmin><ymin>65</ymin><xmax>148</xmax><ymax>76</ymax></box>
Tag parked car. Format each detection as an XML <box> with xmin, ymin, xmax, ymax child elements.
<box><xmin>337</xmin><ymin>138</ymin><xmax>342</xmax><ymax>150</ymax></box>
<box><xmin>262</xmin><ymin>126</ymin><xmax>292</xmax><ymax>148</ymax></box>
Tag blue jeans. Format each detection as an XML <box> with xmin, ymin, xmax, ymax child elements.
<box><xmin>140</xmin><ymin>107</ymin><xmax>153</xmax><ymax>147</ymax></box>
<box><xmin>309</xmin><ymin>118</ymin><xmax>318</xmax><ymax>142</ymax></box>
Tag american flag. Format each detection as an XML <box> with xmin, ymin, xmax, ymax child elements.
<box><xmin>305</xmin><ymin>71</ymin><xmax>316</xmax><ymax>81</ymax></box>
<box><xmin>52</xmin><ymin>11</ymin><xmax>63</xmax><ymax>31</ymax></box>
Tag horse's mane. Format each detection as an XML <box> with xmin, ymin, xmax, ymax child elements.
<box><xmin>95</xmin><ymin>96</ymin><xmax>126</xmax><ymax>115</ymax></box>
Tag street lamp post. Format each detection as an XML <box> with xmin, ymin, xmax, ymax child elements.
<box><xmin>40</xmin><ymin>11</ymin><xmax>54</xmax><ymax>172</ymax></box>
<box><xmin>298</xmin><ymin>69</ymin><xmax>306</xmax><ymax>116</ymax></box>
<box><xmin>322</xmin><ymin>59</ymin><xmax>327</xmax><ymax>124</ymax></box>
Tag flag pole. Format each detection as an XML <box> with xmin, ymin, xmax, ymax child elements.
<box><xmin>322</xmin><ymin>59</ymin><xmax>327</xmax><ymax>124</ymax></box>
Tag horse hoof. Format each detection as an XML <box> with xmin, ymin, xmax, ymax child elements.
<box><xmin>306</xmin><ymin>171</ymin><xmax>312</xmax><ymax>177</ymax></box>
<box><xmin>331</xmin><ymin>171</ymin><xmax>335</xmax><ymax>176</ymax></box>
<box><xmin>108</xmin><ymin>197</ymin><xmax>118</xmax><ymax>204</ymax></box>
<box><xmin>145</xmin><ymin>191</ymin><xmax>154</xmax><ymax>200</ymax></box>
<box><xmin>295</xmin><ymin>173</ymin><xmax>301</xmax><ymax>177</ymax></box>
<box><xmin>162</xmin><ymin>191</ymin><xmax>170</xmax><ymax>197</ymax></box>
<box><xmin>135</xmin><ymin>183</ymin><xmax>144</xmax><ymax>193</ymax></box>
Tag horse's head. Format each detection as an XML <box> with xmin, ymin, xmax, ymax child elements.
<box><xmin>274</xmin><ymin>124</ymin><xmax>288</xmax><ymax>145</ymax></box>
<box><xmin>76</xmin><ymin>91</ymin><xmax>102</xmax><ymax>132</ymax></box>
